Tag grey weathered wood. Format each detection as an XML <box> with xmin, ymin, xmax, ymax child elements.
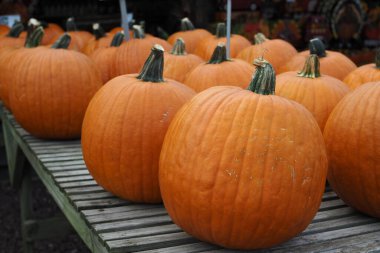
<box><xmin>44</xmin><ymin>160</ymin><xmax>85</xmax><ymax>168</ymax></box>
<box><xmin>81</xmin><ymin>204</ymin><xmax>161</xmax><ymax>216</ymax></box>
<box><xmin>73</xmin><ymin>198</ymin><xmax>129</xmax><ymax>211</ymax></box>
<box><xmin>39</xmin><ymin>155</ymin><xmax>84</xmax><ymax>163</ymax></box>
<box><xmin>318</xmin><ymin>199</ymin><xmax>346</xmax><ymax>211</ymax></box>
<box><xmin>37</xmin><ymin>151</ymin><xmax>83</xmax><ymax>159</ymax></box>
<box><xmin>313</xmin><ymin>206</ymin><xmax>356</xmax><ymax>222</ymax></box>
<box><xmin>138</xmin><ymin>242</ymin><xmax>219</xmax><ymax>253</ymax></box>
<box><xmin>55</xmin><ymin>175</ymin><xmax>94</xmax><ymax>183</ymax></box>
<box><xmin>70</xmin><ymin>191</ymin><xmax>115</xmax><ymax>202</ymax></box>
<box><xmin>47</xmin><ymin>164</ymin><xmax>88</xmax><ymax>172</ymax></box>
<box><xmin>52</xmin><ymin>169</ymin><xmax>90</xmax><ymax>178</ymax></box>
<box><xmin>60</xmin><ymin>179</ymin><xmax>98</xmax><ymax>189</ymax></box>
<box><xmin>64</xmin><ymin>185</ymin><xmax>105</xmax><ymax>195</ymax></box>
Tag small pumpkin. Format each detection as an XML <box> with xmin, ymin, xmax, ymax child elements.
<box><xmin>41</xmin><ymin>22</ymin><xmax>64</xmax><ymax>45</ymax></box>
<box><xmin>281</xmin><ymin>38</ymin><xmax>357</xmax><ymax>80</ymax></box>
<box><xmin>82</xmin><ymin>45</ymin><xmax>195</xmax><ymax>203</ymax></box>
<box><xmin>184</xmin><ymin>43</ymin><xmax>254</xmax><ymax>92</ymax></box>
<box><xmin>0</xmin><ymin>22</ymin><xmax>25</xmax><ymax>48</ymax></box>
<box><xmin>237</xmin><ymin>33</ymin><xmax>297</xmax><ymax>74</ymax></box>
<box><xmin>163</xmin><ymin>38</ymin><xmax>204</xmax><ymax>83</ymax></box>
<box><xmin>167</xmin><ymin>17</ymin><xmax>212</xmax><ymax>54</ymax></box>
<box><xmin>194</xmin><ymin>23</ymin><xmax>251</xmax><ymax>60</ymax></box>
<box><xmin>9</xmin><ymin>33</ymin><xmax>102</xmax><ymax>139</ymax></box>
<box><xmin>324</xmin><ymin>81</ymin><xmax>380</xmax><ymax>218</ymax></box>
<box><xmin>343</xmin><ymin>48</ymin><xmax>380</xmax><ymax>89</ymax></box>
<box><xmin>0</xmin><ymin>24</ymin><xmax>10</xmax><ymax>36</ymax></box>
<box><xmin>276</xmin><ymin>54</ymin><xmax>349</xmax><ymax>131</ymax></box>
<box><xmin>82</xmin><ymin>23</ymin><xmax>113</xmax><ymax>55</ymax></box>
<box><xmin>160</xmin><ymin>58</ymin><xmax>328</xmax><ymax>250</ymax></box>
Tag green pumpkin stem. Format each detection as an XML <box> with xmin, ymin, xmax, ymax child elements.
<box><xmin>171</xmin><ymin>38</ymin><xmax>186</xmax><ymax>55</ymax></box>
<box><xmin>180</xmin><ymin>17</ymin><xmax>195</xmax><ymax>31</ymax></box>
<box><xmin>24</xmin><ymin>26</ymin><xmax>44</xmax><ymax>48</ymax></box>
<box><xmin>247</xmin><ymin>58</ymin><xmax>276</xmax><ymax>95</ymax></box>
<box><xmin>137</xmin><ymin>44</ymin><xmax>165</xmax><ymax>83</ymax></box>
<box><xmin>208</xmin><ymin>43</ymin><xmax>229</xmax><ymax>64</ymax></box>
<box><xmin>7</xmin><ymin>22</ymin><xmax>24</xmax><ymax>38</ymax></box>
<box><xmin>93</xmin><ymin>23</ymin><xmax>106</xmax><ymax>40</ymax></box>
<box><xmin>133</xmin><ymin>25</ymin><xmax>145</xmax><ymax>39</ymax></box>
<box><xmin>375</xmin><ymin>48</ymin><xmax>380</xmax><ymax>69</ymax></box>
<box><xmin>297</xmin><ymin>54</ymin><xmax>321</xmax><ymax>79</ymax></box>
<box><xmin>110</xmin><ymin>32</ymin><xmax>125</xmax><ymax>47</ymax></box>
<box><xmin>51</xmin><ymin>33</ymin><xmax>71</xmax><ymax>49</ymax></box>
<box><xmin>215</xmin><ymin>23</ymin><xmax>226</xmax><ymax>38</ymax></box>
<box><xmin>66</xmin><ymin>17</ymin><xmax>77</xmax><ymax>31</ymax></box>
<box><xmin>309</xmin><ymin>38</ymin><xmax>326</xmax><ymax>57</ymax></box>
<box><xmin>254</xmin><ymin>33</ymin><xmax>268</xmax><ymax>44</ymax></box>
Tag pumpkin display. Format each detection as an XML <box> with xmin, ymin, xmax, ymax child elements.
<box><xmin>159</xmin><ymin>58</ymin><xmax>328</xmax><ymax>250</ymax></box>
<box><xmin>0</xmin><ymin>24</ymin><xmax>10</xmax><ymax>36</ymax></box>
<box><xmin>276</xmin><ymin>54</ymin><xmax>349</xmax><ymax>131</ymax></box>
<box><xmin>41</xmin><ymin>22</ymin><xmax>64</xmax><ymax>45</ymax></box>
<box><xmin>82</xmin><ymin>23</ymin><xmax>113</xmax><ymax>55</ymax></box>
<box><xmin>82</xmin><ymin>45</ymin><xmax>195</xmax><ymax>203</ymax></box>
<box><xmin>184</xmin><ymin>43</ymin><xmax>254</xmax><ymax>92</ymax></box>
<box><xmin>237</xmin><ymin>33</ymin><xmax>297</xmax><ymax>74</ymax></box>
<box><xmin>9</xmin><ymin>33</ymin><xmax>102</xmax><ymax>139</ymax></box>
<box><xmin>167</xmin><ymin>17</ymin><xmax>213</xmax><ymax>54</ymax></box>
<box><xmin>0</xmin><ymin>22</ymin><xmax>25</xmax><ymax>48</ymax></box>
<box><xmin>343</xmin><ymin>48</ymin><xmax>380</xmax><ymax>90</ymax></box>
<box><xmin>90</xmin><ymin>32</ymin><xmax>125</xmax><ymax>83</ymax></box>
<box><xmin>194</xmin><ymin>23</ymin><xmax>251</xmax><ymax>60</ymax></box>
<box><xmin>324</xmin><ymin>81</ymin><xmax>380</xmax><ymax>218</ymax></box>
<box><xmin>280</xmin><ymin>38</ymin><xmax>357</xmax><ymax>80</ymax></box>
<box><xmin>163</xmin><ymin>38</ymin><xmax>204</xmax><ymax>83</ymax></box>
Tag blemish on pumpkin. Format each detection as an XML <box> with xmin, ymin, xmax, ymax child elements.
<box><xmin>160</xmin><ymin>111</ymin><xmax>169</xmax><ymax>123</ymax></box>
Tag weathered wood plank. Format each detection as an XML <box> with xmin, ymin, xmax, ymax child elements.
<box><xmin>318</xmin><ymin>199</ymin><xmax>346</xmax><ymax>211</ymax></box>
<box><xmin>52</xmin><ymin>169</ymin><xmax>90</xmax><ymax>178</ymax></box>
<box><xmin>81</xmin><ymin>204</ymin><xmax>161</xmax><ymax>216</ymax></box>
<box><xmin>55</xmin><ymin>175</ymin><xmax>94</xmax><ymax>183</ymax></box>
<box><xmin>312</xmin><ymin>206</ymin><xmax>356</xmax><ymax>222</ymax></box>
<box><xmin>47</xmin><ymin>164</ymin><xmax>88</xmax><ymax>172</ymax></box>
<box><xmin>44</xmin><ymin>160</ymin><xmax>85</xmax><ymax>167</ymax></box>
<box><xmin>70</xmin><ymin>191</ymin><xmax>115</xmax><ymax>201</ymax></box>
<box><xmin>37</xmin><ymin>151</ymin><xmax>83</xmax><ymax>159</ymax></box>
<box><xmin>137</xmin><ymin>242</ymin><xmax>219</xmax><ymax>253</ymax></box>
<box><xmin>322</xmin><ymin>191</ymin><xmax>338</xmax><ymax>201</ymax></box>
<box><xmin>64</xmin><ymin>185</ymin><xmax>106</xmax><ymax>195</ymax></box>
<box><xmin>73</xmin><ymin>198</ymin><xmax>129</xmax><ymax>211</ymax></box>
<box><xmin>39</xmin><ymin>155</ymin><xmax>84</xmax><ymax>163</ymax></box>
<box><xmin>32</xmin><ymin>147</ymin><xmax>82</xmax><ymax>155</ymax></box>
<box><xmin>60</xmin><ymin>180</ymin><xmax>99</xmax><ymax>189</ymax></box>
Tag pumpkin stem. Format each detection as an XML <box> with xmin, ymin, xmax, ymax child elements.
<box><xmin>110</xmin><ymin>32</ymin><xmax>125</xmax><ymax>47</ymax></box>
<box><xmin>139</xmin><ymin>21</ymin><xmax>146</xmax><ymax>30</ymax></box>
<box><xmin>208</xmin><ymin>43</ymin><xmax>229</xmax><ymax>64</ymax></box>
<box><xmin>66</xmin><ymin>17</ymin><xmax>77</xmax><ymax>32</ymax></box>
<box><xmin>297</xmin><ymin>54</ymin><xmax>321</xmax><ymax>79</ymax></box>
<box><xmin>375</xmin><ymin>48</ymin><xmax>380</xmax><ymax>69</ymax></box>
<box><xmin>24</xmin><ymin>26</ymin><xmax>44</xmax><ymax>48</ymax></box>
<box><xmin>7</xmin><ymin>21</ymin><xmax>24</xmax><ymax>38</ymax></box>
<box><xmin>92</xmin><ymin>23</ymin><xmax>106</xmax><ymax>40</ymax></box>
<box><xmin>51</xmin><ymin>33</ymin><xmax>71</xmax><ymax>49</ymax></box>
<box><xmin>133</xmin><ymin>25</ymin><xmax>145</xmax><ymax>39</ymax></box>
<box><xmin>137</xmin><ymin>44</ymin><xmax>165</xmax><ymax>83</ymax></box>
<box><xmin>171</xmin><ymin>38</ymin><xmax>187</xmax><ymax>55</ymax></box>
<box><xmin>247</xmin><ymin>58</ymin><xmax>276</xmax><ymax>95</ymax></box>
<box><xmin>309</xmin><ymin>38</ymin><xmax>326</xmax><ymax>57</ymax></box>
<box><xmin>157</xmin><ymin>26</ymin><xmax>169</xmax><ymax>40</ymax></box>
<box><xmin>180</xmin><ymin>17</ymin><xmax>195</xmax><ymax>31</ymax></box>
<box><xmin>215</xmin><ymin>23</ymin><xmax>226</xmax><ymax>38</ymax></box>
<box><xmin>254</xmin><ymin>33</ymin><xmax>268</xmax><ymax>44</ymax></box>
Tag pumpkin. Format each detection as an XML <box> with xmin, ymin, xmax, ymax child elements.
<box><xmin>9</xmin><ymin>34</ymin><xmax>102</xmax><ymax>139</ymax></box>
<box><xmin>82</xmin><ymin>23</ymin><xmax>113</xmax><ymax>55</ymax></box>
<box><xmin>163</xmin><ymin>38</ymin><xmax>204</xmax><ymax>83</ymax></box>
<box><xmin>90</xmin><ymin>32</ymin><xmax>125</xmax><ymax>83</ymax></box>
<box><xmin>324</xmin><ymin>81</ymin><xmax>380</xmax><ymax>218</ymax></box>
<box><xmin>194</xmin><ymin>23</ymin><xmax>251</xmax><ymax>60</ymax></box>
<box><xmin>237</xmin><ymin>33</ymin><xmax>297</xmax><ymax>74</ymax></box>
<box><xmin>276</xmin><ymin>54</ymin><xmax>349</xmax><ymax>131</ymax></box>
<box><xmin>343</xmin><ymin>48</ymin><xmax>380</xmax><ymax>89</ymax></box>
<box><xmin>0</xmin><ymin>24</ymin><xmax>10</xmax><ymax>36</ymax></box>
<box><xmin>41</xmin><ymin>22</ymin><xmax>64</xmax><ymax>45</ymax></box>
<box><xmin>184</xmin><ymin>43</ymin><xmax>254</xmax><ymax>92</ymax></box>
<box><xmin>82</xmin><ymin>45</ymin><xmax>195</xmax><ymax>203</ymax></box>
<box><xmin>159</xmin><ymin>58</ymin><xmax>328</xmax><ymax>250</ymax></box>
<box><xmin>113</xmin><ymin>25</ymin><xmax>171</xmax><ymax>77</ymax></box>
<box><xmin>281</xmin><ymin>38</ymin><xmax>357</xmax><ymax>80</ymax></box>
<box><xmin>0</xmin><ymin>22</ymin><xmax>24</xmax><ymax>48</ymax></box>
<box><xmin>167</xmin><ymin>17</ymin><xmax>212</xmax><ymax>54</ymax></box>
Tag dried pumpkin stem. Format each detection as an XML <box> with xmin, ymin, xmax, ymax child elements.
<box><xmin>110</xmin><ymin>32</ymin><xmax>125</xmax><ymax>47</ymax></box>
<box><xmin>297</xmin><ymin>54</ymin><xmax>321</xmax><ymax>78</ymax></box>
<box><xmin>171</xmin><ymin>38</ymin><xmax>187</xmax><ymax>55</ymax></box>
<box><xmin>24</xmin><ymin>26</ymin><xmax>44</xmax><ymax>48</ymax></box>
<box><xmin>66</xmin><ymin>17</ymin><xmax>77</xmax><ymax>31</ymax></box>
<box><xmin>309</xmin><ymin>38</ymin><xmax>326</xmax><ymax>58</ymax></box>
<box><xmin>208</xmin><ymin>43</ymin><xmax>229</xmax><ymax>64</ymax></box>
<box><xmin>51</xmin><ymin>33</ymin><xmax>71</xmax><ymax>49</ymax></box>
<box><xmin>215</xmin><ymin>23</ymin><xmax>226</xmax><ymax>38</ymax></box>
<box><xmin>247</xmin><ymin>58</ymin><xmax>276</xmax><ymax>95</ymax></box>
<box><xmin>181</xmin><ymin>17</ymin><xmax>195</xmax><ymax>31</ymax></box>
<box><xmin>137</xmin><ymin>44</ymin><xmax>165</xmax><ymax>83</ymax></box>
<box><xmin>93</xmin><ymin>23</ymin><xmax>106</xmax><ymax>40</ymax></box>
<box><xmin>7</xmin><ymin>22</ymin><xmax>24</xmax><ymax>38</ymax></box>
<box><xmin>254</xmin><ymin>33</ymin><xmax>267</xmax><ymax>44</ymax></box>
<box><xmin>133</xmin><ymin>25</ymin><xmax>145</xmax><ymax>39</ymax></box>
<box><xmin>376</xmin><ymin>48</ymin><xmax>380</xmax><ymax>69</ymax></box>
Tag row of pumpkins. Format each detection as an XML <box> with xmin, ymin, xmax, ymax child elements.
<box><xmin>1</xmin><ymin>17</ymin><xmax>379</xmax><ymax>250</ymax></box>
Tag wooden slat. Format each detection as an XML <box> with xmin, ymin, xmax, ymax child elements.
<box><xmin>52</xmin><ymin>169</ymin><xmax>90</xmax><ymax>178</ymax></box>
<box><xmin>47</xmin><ymin>164</ymin><xmax>88</xmax><ymax>172</ymax></box>
<box><xmin>70</xmin><ymin>191</ymin><xmax>115</xmax><ymax>201</ymax></box>
<box><xmin>73</xmin><ymin>198</ymin><xmax>129</xmax><ymax>211</ymax></box>
<box><xmin>64</xmin><ymin>185</ymin><xmax>106</xmax><ymax>195</ymax></box>
<box><xmin>37</xmin><ymin>151</ymin><xmax>83</xmax><ymax>159</ymax></box>
<box><xmin>313</xmin><ymin>206</ymin><xmax>356</xmax><ymax>222</ymax></box>
<box><xmin>81</xmin><ymin>204</ymin><xmax>161</xmax><ymax>216</ymax></box>
<box><xmin>44</xmin><ymin>160</ymin><xmax>85</xmax><ymax>167</ymax></box>
<box><xmin>137</xmin><ymin>242</ymin><xmax>219</xmax><ymax>253</ymax></box>
<box><xmin>318</xmin><ymin>199</ymin><xmax>346</xmax><ymax>211</ymax></box>
<box><xmin>55</xmin><ymin>175</ymin><xmax>94</xmax><ymax>183</ymax></box>
<box><xmin>39</xmin><ymin>155</ymin><xmax>84</xmax><ymax>163</ymax></box>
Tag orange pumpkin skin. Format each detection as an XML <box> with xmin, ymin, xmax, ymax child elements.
<box><xmin>160</xmin><ymin>61</ymin><xmax>328</xmax><ymax>249</ymax></box>
<box><xmin>0</xmin><ymin>22</ymin><xmax>24</xmax><ymax>48</ymax></box>
<box><xmin>276</xmin><ymin>55</ymin><xmax>350</xmax><ymax>131</ymax></box>
<box><xmin>163</xmin><ymin>38</ymin><xmax>204</xmax><ymax>83</ymax></box>
<box><xmin>185</xmin><ymin>44</ymin><xmax>254</xmax><ymax>92</ymax></box>
<box><xmin>82</xmin><ymin>46</ymin><xmax>195</xmax><ymax>203</ymax></box>
<box><xmin>324</xmin><ymin>82</ymin><xmax>380</xmax><ymax>218</ymax></box>
<box><xmin>237</xmin><ymin>33</ymin><xmax>297</xmax><ymax>74</ymax></box>
<box><xmin>10</xmin><ymin>43</ymin><xmax>102</xmax><ymax>139</ymax></box>
<box><xmin>0</xmin><ymin>25</ymin><xmax>10</xmax><ymax>36</ymax></box>
<box><xmin>41</xmin><ymin>23</ymin><xmax>64</xmax><ymax>45</ymax></box>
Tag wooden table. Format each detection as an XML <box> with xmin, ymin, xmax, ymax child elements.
<box><xmin>2</xmin><ymin>105</ymin><xmax>380</xmax><ymax>253</ymax></box>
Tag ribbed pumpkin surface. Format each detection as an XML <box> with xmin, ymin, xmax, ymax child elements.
<box><xmin>343</xmin><ymin>64</ymin><xmax>380</xmax><ymax>90</ymax></box>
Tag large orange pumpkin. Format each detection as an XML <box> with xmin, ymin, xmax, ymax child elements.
<box><xmin>0</xmin><ymin>22</ymin><xmax>24</xmax><ymax>48</ymax></box>
<box><xmin>167</xmin><ymin>17</ymin><xmax>212</xmax><ymax>54</ymax></box>
<box><xmin>9</xmin><ymin>33</ymin><xmax>102</xmax><ymax>139</ymax></box>
<box><xmin>194</xmin><ymin>23</ymin><xmax>251</xmax><ymax>60</ymax></box>
<box><xmin>276</xmin><ymin>54</ymin><xmax>349</xmax><ymax>131</ymax></box>
<box><xmin>82</xmin><ymin>45</ymin><xmax>195</xmax><ymax>203</ymax></box>
<box><xmin>163</xmin><ymin>38</ymin><xmax>204</xmax><ymax>83</ymax></box>
<box><xmin>184</xmin><ymin>43</ymin><xmax>254</xmax><ymax>92</ymax></box>
<box><xmin>159</xmin><ymin>59</ymin><xmax>328</xmax><ymax>250</ymax></box>
<box><xmin>237</xmin><ymin>33</ymin><xmax>297</xmax><ymax>74</ymax></box>
<box><xmin>324</xmin><ymin>81</ymin><xmax>380</xmax><ymax>218</ymax></box>
<box><xmin>281</xmin><ymin>38</ymin><xmax>357</xmax><ymax>80</ymax></box>
<box><xmin>343</xmin><ymin>49</ymin><xmax>380</xmax><ymax>90</ymax></box>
